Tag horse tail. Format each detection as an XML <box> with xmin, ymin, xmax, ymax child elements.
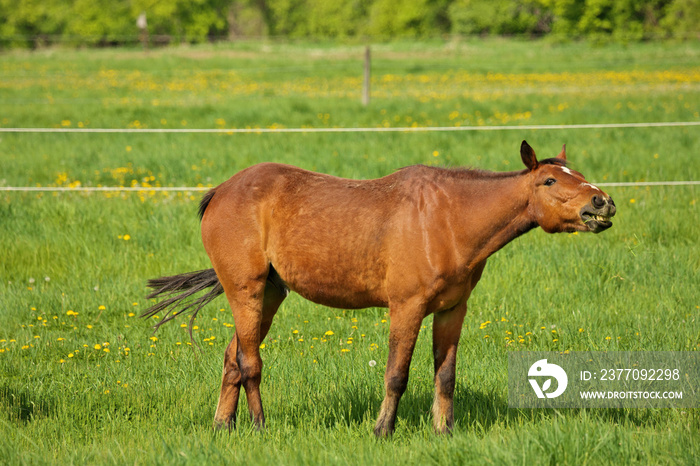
<box><xmin>142</xmin><ymin>269</ymin><xmax>224</xmax><ymax>338</ymax></box>
<box><xmin>198</xmin><ymin>188</ymin><xmax>216</xmax><ymax>221</ymax></box>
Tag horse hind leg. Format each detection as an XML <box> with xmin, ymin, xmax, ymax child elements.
<box><xmin>213</xmin><ymin>267</ymin><xmax>287</xmax><ymax>431</ymax></box>
<box><xmin>213</xmin><ymin>333</ymin><xmax>242</xmax><ymax>431</ymax></box>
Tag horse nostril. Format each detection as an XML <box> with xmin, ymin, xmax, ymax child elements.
<box><xmin>592</xmin><ymin>195</ymin><xmax>605</xmax><ymax>209</ymax></box>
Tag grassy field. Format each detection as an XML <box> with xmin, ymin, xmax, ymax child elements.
<box><xmin>1</xmin><ymin>38</ymin><xmax>699</xmax><ymax>464</ymax></box>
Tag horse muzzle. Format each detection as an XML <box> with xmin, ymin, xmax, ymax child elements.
<box><xmin>580</xmin><ymin>195</ymin><xmax>616</xmax><ymax>233</ymax></box>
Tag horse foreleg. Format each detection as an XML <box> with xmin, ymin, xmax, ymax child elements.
<box><xmin>374</xmin><ymin>306</ymin><xmax>423</xmax><ymax>437</ymax></box>
<box><xmin>431</xmin><ymin>301</ymin><xmax>467</xmax><ymax>434</ymax></box>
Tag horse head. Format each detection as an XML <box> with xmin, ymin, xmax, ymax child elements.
<box><xmin>520</xmin><ymin>140</ymin><xmax>616</xmax><ymax>234</ymax></box>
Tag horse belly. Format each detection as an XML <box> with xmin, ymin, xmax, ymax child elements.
<box><xmin>270</xmin><ymin>243</ymin><xmax>388</xmax><ymax>309</ymax></box>
<box><xmin>266</xmin><ymin>214</ymin><xmax>389</xmax><ymax>309</ymax></box>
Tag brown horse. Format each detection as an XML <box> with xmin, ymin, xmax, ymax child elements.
<box><xmin>143</xmin><ymin>141</ymin><xmax>616</xmax><ymax>436</ymax></box>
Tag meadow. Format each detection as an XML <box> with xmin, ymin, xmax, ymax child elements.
<box><xmin>1</xmin><ymin>38</ymin><xmax>698</xmax><ymax>464</ymax></box>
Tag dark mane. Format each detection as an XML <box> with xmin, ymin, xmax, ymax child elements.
<box><xmin>538</xmin><ymin>157</ymin><xmax>569</xmax><ymax>167</ymax></box>
<box><xmin>401</xmin><ymin>157</ymin><xmax>569</xmax><ymax>180</ymax></box>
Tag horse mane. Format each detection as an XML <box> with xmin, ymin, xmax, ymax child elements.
<box><xmin>538</xmin><ymin>157</ymin><xmax>569</xmax><ymax>167</ymax></box>
<box><xmin>403</xmin><ymin>157</ymin><xmax>569</xmax><ymax>181</ymax></box>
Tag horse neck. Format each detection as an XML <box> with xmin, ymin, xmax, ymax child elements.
<box><xmin>450</xmin><ymin>171</ymin><xmax>536</xmax><ymax>265</ymax></box>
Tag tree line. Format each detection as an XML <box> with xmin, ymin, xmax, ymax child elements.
<box><xmin>1</xmin><ymin>0</ymin><xmax>698</xmax><ymax>47</ymax></box>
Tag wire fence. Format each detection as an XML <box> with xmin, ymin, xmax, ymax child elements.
<box><xmin>2</xmin><ymin>121</ymin><xmax>699</xmax><ymax>134</ymax></box>
<box><xmin>1</xmin><ymin>181</ymin><xmax>698</xmax><ymax>193</ymax></box>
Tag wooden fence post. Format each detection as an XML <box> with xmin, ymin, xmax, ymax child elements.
<box><xmin>362</xmin><ymin>45</ymin><xmax>371</xmax><ymax>106</ymax></box>
<box><xmin>137</xmin><ymin>12</ymin><xmax>149</xmax><ymax>50</ymax></box>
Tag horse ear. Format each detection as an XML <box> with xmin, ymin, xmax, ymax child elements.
<box><xmin>557</xmin><ymin>144</ymin><xmax>567</xmax><ymax>161</ymax></box>
<box><xmin>520</xmin><ymin>140</ymin><xmax>538</xmax><ymax>171</ymax></box>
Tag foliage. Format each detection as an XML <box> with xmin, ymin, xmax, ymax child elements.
<box><xmin>1</xmin><ymin>0</ymin><xmax>699</xmax><ymax>47</ymax></box>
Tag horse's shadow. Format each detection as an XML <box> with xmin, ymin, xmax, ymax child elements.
<box><xmin>277</xmin><ymin>380</ymin><xmax>664</xmax><ymax>433</ymax></box>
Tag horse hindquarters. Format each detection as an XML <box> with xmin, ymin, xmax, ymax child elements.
<box><xmin>202</xmin><ymin>180</ymin><xmax>286</xmax><ymax>430</ymax></box>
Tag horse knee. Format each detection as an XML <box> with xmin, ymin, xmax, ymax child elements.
<box><xmin>237</xmin><ymin>355</ymin><xmax>262</xmax><ymax>386</ymax></box>
<box><xmin>436</xmin><ymin>363</ymin><xmax>456</xmax><ymax>396</ymax></box>
<box><xmin>222</xmin><ymin>363</ymin><xmax>241</xmax><ymax>386</ymax></box>
<box><xmin>386</xmin><ymin>373</ymin><xmax>408</xmax><ymax>397</ymax></box>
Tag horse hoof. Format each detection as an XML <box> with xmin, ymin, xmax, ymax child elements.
<box><xmin>373</xmin><ymin>425</ymin><xmax>394</xmax><ymax>438</ymax></box>
<box><xmin>434</xmin><ymin>425</ymin><xmax>453</xmax><ymax>436</ymax></box>
<box><xmin>212</xmin><ymin>419</ymin><xmax>232</xmax><ymax>432</ymax></box>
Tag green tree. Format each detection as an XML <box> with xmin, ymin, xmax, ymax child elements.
<box><xmin>130</xmin><ymin>0</ymin><xmax>228</xmax><ymax>42</ymax></box>
<box><xmin>0</xmin><ymin>0</ymin><xmax>70</xmax><ymax>47</ymax></box>
<box><xmin>365</xmin><ymin>0</ymin><xmax>449</xmax><ymax>37</ymax></box>
<box><xmin>661</xmin><ymin>0</ymin><xmax>700</xmax><ymax>38</ymax></box>
<box><xmin>64</xmin><ymin>0</ymin><xmax>133</xmax><ymax>45</ymax></box>
<box><xmin>449</xmin><ymin>0</ymin><xmax>550</xmax><ymax>35</ymax></box>
<box><xmin>303</xmin><ymin>0</ymin><xmax>371</xmax><ymax>38</ymax></box>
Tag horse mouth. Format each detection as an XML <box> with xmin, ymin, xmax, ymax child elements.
<box><xmin>580</xmin><ymin>210</ymin><xmax>614</xmax><ymax>233</ymax></box>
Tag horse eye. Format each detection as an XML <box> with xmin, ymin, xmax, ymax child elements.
<box><xmin>544</xmin><ymin>178</ymin><xmax>557</xmax><ymax>186</ymax></box>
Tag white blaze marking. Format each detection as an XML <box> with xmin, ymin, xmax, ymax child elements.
<box><xmin>558</xmin><ymin>166</ymin><xmax>602</xmax><ymax>192</ymax></box>
<box><xmin>581</xmin><ymin>182</ymin><xmax>602</xmax><ymax>192</ymax></box>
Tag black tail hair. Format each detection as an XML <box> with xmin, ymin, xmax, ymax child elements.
<box><xmin>142</xmin><ymin>268</ymin><xmax>223</xmax><ymax>340</ymax></box>
<box><xmin>198</xmin><ymin>188</ymin><xmax>216</xmax><ymax>220</ymax></box>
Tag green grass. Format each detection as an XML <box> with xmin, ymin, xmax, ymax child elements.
<box><xmin>1</xmin><ymin>38</ymin><xmax>699</xmax><ymax>464</ymax></box>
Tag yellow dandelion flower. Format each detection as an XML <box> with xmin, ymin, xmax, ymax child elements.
<box><xmin>259</xmin><ymin>343</ymin><xmax>266</xmax><ymax>349</ymax></box>
<box><xmin>324</xmin><ymin>330</ymin><xmax>334</xmax><ymax>336</ymax></box>
<box><xmin>94</xmin><ymin>344</ymin><xmax>101</xmax><ymax>350</ymax></box>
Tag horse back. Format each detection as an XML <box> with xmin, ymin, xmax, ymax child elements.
<box><xmin>202</xmin><ymin>163</ymin><xmax>425</xmax><ymax>308</ymax></box>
